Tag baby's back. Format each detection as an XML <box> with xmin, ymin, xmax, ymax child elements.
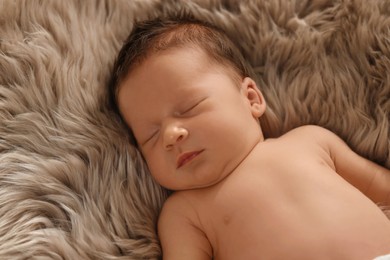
<box><xmin>178</xmin><ymin>127</ymin><xmax>390</xmax><ymax>259</ymax></box>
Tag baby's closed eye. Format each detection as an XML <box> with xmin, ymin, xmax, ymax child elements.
<box><xmin>136</xmin><ymin>125</ymin><xmax>160</xmax><ymax>146</ymax></box>
<box><xmin>179</xmin><ymin>97</ymin><xmax>207</xmax><ymax>116</ymax></box>
<box><xmin>143</xmin><ymin>130</ymin><xmax>159</xmax><ymax>144</ymax></box>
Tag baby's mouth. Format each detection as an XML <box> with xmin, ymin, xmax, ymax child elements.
<box><xmin>176</xmin><ymin>150</ymin><xmax>204</xmax><ymax>169</ymax></box>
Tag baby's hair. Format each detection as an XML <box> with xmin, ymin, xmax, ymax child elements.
<box><xmin>110</xmin><ymin>13</ymin><xmax>254</xmax><ymax>100</ymax></box>
<box><xmin>109</xmin><ymin>13</ymin><xmax>278</xmax><ymax>144</ymax></box>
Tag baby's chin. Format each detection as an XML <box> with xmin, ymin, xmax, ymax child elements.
<box><xmin>161</xmin><ymin>174</ymin><xmax>230</xmax><ymax>192</ymax></box>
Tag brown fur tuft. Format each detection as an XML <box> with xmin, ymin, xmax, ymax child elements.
<box><xmin>1</xmin><ymin>0</ymin><xmax>389</xmax><ymax>258</ymax></box>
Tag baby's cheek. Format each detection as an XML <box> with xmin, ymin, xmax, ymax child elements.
<box><xmin>147</xmin><ymin>156</ymin><xmax>169</xmax><ymax>181</ymax></box>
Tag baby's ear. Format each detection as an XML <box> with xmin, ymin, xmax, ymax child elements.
<box><xmin>241</xmin><ymin>77</ymin><xmax>266</xmax><ymax>118</ymax></box>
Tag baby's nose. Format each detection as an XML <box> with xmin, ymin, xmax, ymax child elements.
<box><xmin>163</xmin><ymin>124</ymin><xmax>188</xmax><ymax>150</ymax></box>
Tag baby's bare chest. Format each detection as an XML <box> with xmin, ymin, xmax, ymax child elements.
<box><xmin>187</xmin><ymin>160</ymin><xmax>389</xmax><ymax>259</ymax></box>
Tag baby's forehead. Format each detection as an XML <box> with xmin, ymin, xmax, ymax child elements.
<box><xmin>129</xmin><ymin>45</ymin><xmax>240</xmax><ymax>83</ymax></box>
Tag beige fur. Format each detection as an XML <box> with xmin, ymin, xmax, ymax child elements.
<box><xmin>0</xmin><ymin>0</ymin><xmax>389</xmax><ymax>258</ymax></box>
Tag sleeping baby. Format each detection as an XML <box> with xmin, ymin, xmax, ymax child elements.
<box><xmin>109</xmin><ymin>15</ymin><xmax>390</xmax><ymax>259</ymax></box>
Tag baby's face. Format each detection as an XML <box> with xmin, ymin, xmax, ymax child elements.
<box><xmin>118</xmin><ymin>47</ymin><xmax>265</xmax><ymax>191</ymax></box>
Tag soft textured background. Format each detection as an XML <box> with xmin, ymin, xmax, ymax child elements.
<box><xmin>1</xmin><ymin>0</ymin><xmax>389</xmax><ymax>258</ymax></box>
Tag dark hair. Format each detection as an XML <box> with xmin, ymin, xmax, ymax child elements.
<box><xmin>108</xmin><ymin>14</ymin><xmax>277</xmax><ymax>143</ymax></box>
<box><xmin>110</xmin><ymin>15</ymin><xmax>253</xmax><ymax>106</ymax></box>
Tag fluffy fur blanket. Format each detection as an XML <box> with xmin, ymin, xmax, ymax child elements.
<box><xmin>1</xmin><ymin>0</ymin><xmax>389</xmax><ymax>258</ymax></box>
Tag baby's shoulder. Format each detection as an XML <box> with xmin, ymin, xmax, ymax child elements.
<box><xmin>157</xmin><ymin>192</ymin><xmax>213</xmax><ymax>258</ymax></box>
<box><xmin>281</xmin><ymin>125</ymin><xmax>338</xmax><ymax>144</ymax></box>
<box><xmin>271</xmin><ymin>125</ymin><xmax>343</xmax><ymax>155</ymax></box>
<box><xmin>158</xmin><ymin>191</ymin><xmax>199</xmax><ymax>222</ymax></box>
<box><xmin>160</xmin><ymin>191</ymin><xmax>192</xmax><ymax>213</ymax></box>
<box><xmin>285</xmin><ymin>124</ymin><xmax>333</xmax><ymax>137</ymax></box>
<box><xmin>266</xmin><ymin>125</ymin><xmax>342</xmax><ymax>166</ymax></box>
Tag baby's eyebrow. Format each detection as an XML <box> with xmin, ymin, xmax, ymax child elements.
<box><xmin>135</xmin><ymin>121</ymin><xmax>158</xmax><ymax>132</ymax></box>
<box><xmin>175</xmin><ymin>94</ymin><xmax>205</xmax><ymax>109</ymax></box>
<box><xmin>130</xmin><ymin>119</ymin><xmax>154</xmax><ymax>135</ymax></box>
<box><xmin>176</xmin><ymin>98</ymin><xmax>192</xmax><ymax>109</ymax></box>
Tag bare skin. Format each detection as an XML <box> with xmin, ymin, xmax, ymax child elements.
<box><xmin>117</xmin><ymin>46</ymin><xmax>390</xmax><ymax>259</ymax></box>
<box><xmin>159</xmin><ymin>126</ymin><xmax>390</xmax><ymax>259</ymax></box>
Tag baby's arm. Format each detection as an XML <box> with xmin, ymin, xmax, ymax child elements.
<box><xmin>311</xmin><ymin>126</ymin><xmax>390</xmax><ymax>206</ymax></box>
<box><xmin>158</xmin><ymin>193</ymin><xmax>212</xmax><ymax>260</ymax></box>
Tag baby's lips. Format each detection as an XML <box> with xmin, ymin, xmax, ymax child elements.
<box><xmin>176</xmin><ymin>150</ymin><xmax>204</xmax><ymax>168</ymax></box>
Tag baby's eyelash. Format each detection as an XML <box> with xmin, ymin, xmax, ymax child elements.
<box><xmin>183</xmin><ymin>102</ymin><xmax>199</xmax><ymax>114</ymax></box>
<box><xmin>142</xmin><ymin>130</ymin><xmax>158</xmax><ymax>145</ymax></box>
<box><xmin>182</xmin><ymin>98</ymin><xmax>206</xmax><ymax>114</ymax></box>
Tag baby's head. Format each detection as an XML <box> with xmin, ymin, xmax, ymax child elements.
<box><xmin>110</xmin><ymin>15</ymin><xmax>269</xmax><ymax>191</ymax></box>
